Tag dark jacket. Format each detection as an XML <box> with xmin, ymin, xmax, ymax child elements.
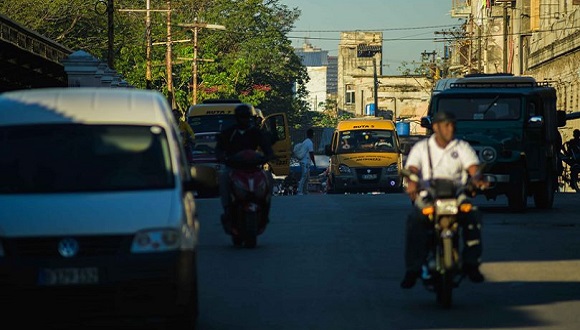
<box><xmin>216</xmin><ymin>124</ymin><xmax>274</xmax><ymax>161</ymax></box>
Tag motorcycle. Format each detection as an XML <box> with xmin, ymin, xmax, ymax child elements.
<box><xmin>401</xmin><ymin>169</ymin><xmax>489</xmax><ymax>308</ymax></box>
<box><xmin>221</xmin><ymin>149</ymin><xmax>272</xmax><ymax>248</ymax></box>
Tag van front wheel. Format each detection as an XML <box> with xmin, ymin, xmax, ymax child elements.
<box><xmin>326</xmin><ymin>175</ymin><xmax>343</xmax><ymax>194</ymax></box>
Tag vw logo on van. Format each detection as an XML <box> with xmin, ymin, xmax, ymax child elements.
<box><xmin>57</xmin><ymin>238</ymin><xmax>79</xmax><ymax>258</ymax></box>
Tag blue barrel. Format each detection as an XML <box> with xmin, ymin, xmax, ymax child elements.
<box><xmin>365</xmin><ymin>104</ymin><xmax>376</xmax><ymax>116</ymax></box>
<box><xmin>396</xmin><ymin>121</ymin><xmax>410</xmax><ymax>136</ymax></box>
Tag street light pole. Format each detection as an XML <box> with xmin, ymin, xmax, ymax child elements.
<box><xmin>177</xmin><ymin>20</ymin><xmax>226</xmax><ymax>105</ymax></box>
<box><xmin>372</xmin><ymin>57</ymin><xmax>378</xmax><ymax>117</ymax></box>
<box><xmin>107</xmin><ymin>0</ymin><xmax>114</xmax><ymax>69</ymax></box>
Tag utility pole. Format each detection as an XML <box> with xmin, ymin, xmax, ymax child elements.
<box><xmin>356</xmin><ymin>43</ymin><xmax>382</xmax><ymax>117</ymax></box>
<box><xmin>177</xmin><ymin>19</ymin><xmax>226</xmax><ymax>105</ymax></box>
<box><xmin>372</xmin><ymin>57</ymin><xmax>378</xmax><ymax>117</ymax></box>
<box><xmin>119</xmin><ymin>2</ymin><xmax>170</xmax><ymax>90</ymax></box>
<box><xmin>165</xmin><ymin>0</ymin><xmax>174</xmax><ymax>109</ymax></box>
<box><xmin>502</xmin><ymin>0</ymin><xmax>509</xmax><ymax>73</ymax></box>
<box><xmin>107</xmin><ymin>0</ymin><xmax>114</xmax><ymax>69</ymax></box>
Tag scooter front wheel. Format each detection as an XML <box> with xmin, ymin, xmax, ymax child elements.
<box><xmin>244</xmin><ymin>211</ymin><xmax>258</xmax><ymax>248</ymax></box>
<box><xmin>232</xmin><ymin>235</ymin><xmax>243</xmax><ymax>247</ymax></box>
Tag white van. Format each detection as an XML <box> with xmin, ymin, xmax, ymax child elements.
<box><xmin>0</xmin><ymin>88</ymin><xmax>200</xmax><ymax>327</ymax></box>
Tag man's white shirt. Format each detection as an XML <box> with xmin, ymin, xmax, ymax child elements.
<box><xmin>405</xmin><ymin>135</ymin><xmax>479</xmax><ymax>186</ymax></box>
<box><xmin>300</xmin><ymin>138</ymin><xmax>314</xmax><ymax>165</ymax></box>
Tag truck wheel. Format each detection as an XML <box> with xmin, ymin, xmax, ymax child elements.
<box><xmin>533</xmin><ymin>169</ymin><xmax>555</xmax><ymax>209</ymax></box>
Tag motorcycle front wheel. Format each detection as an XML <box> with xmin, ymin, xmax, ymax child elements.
<box><xmin>436</xmin><ymin>272</ymin><xmax>454</xmax><ymax>309</ymax></box>
<box><xmin>244</xmin><ymin>211</ymin><xmax>259</xmax><ymax>248</ymax></box>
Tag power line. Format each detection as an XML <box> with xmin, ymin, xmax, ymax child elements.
<box><xmin>291</xmin><ymin>24</ymin><xmax>462</xmax><ymax>33</ymax></box>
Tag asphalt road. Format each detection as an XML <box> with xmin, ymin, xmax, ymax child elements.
<box><xmin>194</xmin><ymin>192</ymin><xmax>580</xmax><ymax>330</ymax></box>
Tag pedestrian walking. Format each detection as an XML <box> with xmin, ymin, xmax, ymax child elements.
<box><xmin>297</xmin><ymin>128</ymin><xmax>316</xmax><ymax>195</ymax></box>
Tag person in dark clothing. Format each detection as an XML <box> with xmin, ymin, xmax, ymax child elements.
<box><xmin>564</xmin><ymin>129</ymin><xmax>580</xmax><ymax>158</ymax></box>
<box><xmin>215</xmin><ymin>104</ymin><xmax>275</xmax><ymax>225</ymax></box>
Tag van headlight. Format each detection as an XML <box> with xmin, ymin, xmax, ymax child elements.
<box><xmin>338</xmin><ymin>164</ymin><xmax>352</xmax><ymax>174</ymax></box>
<box><xmin>385</xmin><ymin>163</ymin><xmax>398</xmax><ymax>174</ymax></box>
<box><xmin>131</xmin><ymin>229</ymin><xmax>181</xmax><ymax>253</ymax></box>
<box><xmin>480</xmin><ymin>147</ymin><xmax>497</xmax><ymax>162</ymax></box>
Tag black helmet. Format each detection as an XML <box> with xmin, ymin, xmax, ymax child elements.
<box><xmin>432</xmin><ymin>111</ymin><xmax>456</xmax><ymax>124</ymax></box>
<box><xmin>574</xmin><ymin>129</ymin><xmax>580</xmax><ymax>138</ymax></box>
<box><xmin>234</xmin><ymin>104</ymin><xmax>252</xmax><ymax>120</ymax></box>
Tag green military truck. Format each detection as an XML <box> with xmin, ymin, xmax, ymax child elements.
<box><xmin>422</xmin><ymin>74</ymin><xmax>567</xmax><ymax>211</ymax></box>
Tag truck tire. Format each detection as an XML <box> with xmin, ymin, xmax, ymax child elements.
<box><xmin>508</xmin><ymin>177</ymin><xmax>527</xmax><ymax>212</ymax></box>
<box><xmin>533</xmin><ymin>169</ymin><xmax>556</xmax><ymax>209</ymax></box>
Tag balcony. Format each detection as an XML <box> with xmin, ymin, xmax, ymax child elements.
<box><xmin>451</xmin><ymin>0</ymin><xmax>471</xmax><ymax>18</ymax></box>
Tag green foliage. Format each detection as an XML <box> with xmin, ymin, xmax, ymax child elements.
<box><xmin>0</xmin><ymin>0</ymin><xmax>309</xmax><ymax>125</ymax></box>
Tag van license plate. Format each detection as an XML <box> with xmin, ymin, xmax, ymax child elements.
<box><xmin>362</xmin><ymin>174</ymin><xmax>377</xmax><ymax>180</ymax></box>
<box><xmin>38</xmin><ymin>267</ymin><xmax>99</xmax><ymax>286</ymax></box>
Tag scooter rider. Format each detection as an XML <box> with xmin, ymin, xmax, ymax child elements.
<box><xmin>401</xmin><ymin>111</ymin><xmax>488</xmax><ymax>289</ymax></box>
<box><xmin>215</xmin><ymin>104</ymin><xmax>275</xmax><ymax>228</ymax></box>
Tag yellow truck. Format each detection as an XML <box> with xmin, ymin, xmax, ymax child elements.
<box><xmin>186</xmin><ymin>99</ymin><xmax>291</xmax><ymax>197</ymax></box>
<box><xmin>324</xmin><ymin>116</ymin><xmax>403</xmax><ymax>194</ymax></box>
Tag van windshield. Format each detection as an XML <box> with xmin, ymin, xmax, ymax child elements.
<box><xmin>0</xmin><ymin>124</ymin><xmax>174</xmax><ymax>193</ymax></box>
<box><xmin>188</xmin><ymin>115</ymin><xmax>256</xmax><ymax>134</ymax></box>
<box><xmin>338</xmin><ymin>130</ymin><xmax>396</xmax><ymax>154</ymax></box>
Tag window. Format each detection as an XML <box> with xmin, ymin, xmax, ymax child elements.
<box><xmin>0</xmin><ymin>124</ymin><xmax>174</xmax><ymax>193</ymax></box>
<box><xmin>345</xmin><ymin>88</ymin><xmax>355</xmax><ymax>105</ymax></box>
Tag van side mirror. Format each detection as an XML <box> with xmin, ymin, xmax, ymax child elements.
<box><xmin>324</xmin><ymin>144</ymin><xmax>333</xmax><ymax>156</ymax></box>
<box><xmin>420</xmin><ymin>116</ymin><xmax>432</xmax><ymax>129</ymax></box>
<box><xmin>557</xmin><ymin>110</ymin><xmax>567</xmax><ymax>127</ymax></box>
<box><xmin>528</xmin><ymin>115</ymin><xmax>544</xmax><ymax>128</ymax></box>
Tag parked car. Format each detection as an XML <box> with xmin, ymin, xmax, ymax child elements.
<box><xmin>0</xmin><ymin>88</ymin><xmax>201</xmax><ymax>327</ymax></box>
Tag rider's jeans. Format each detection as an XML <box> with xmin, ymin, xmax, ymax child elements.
<box><xmin>297</xmin><ymin>160</ymin><xmax>310</xmax><ymax>194</ymax></box>
<box><xmin>404</xmin><ymin>206</ymin><xmax>483</xmax><ymax>273</ymax></box>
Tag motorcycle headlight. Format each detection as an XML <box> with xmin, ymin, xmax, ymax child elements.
<box><xmin>480</xmin><ymin>147</ymin><xmax>497</xmax><ymax>163</ymax></box>
<box><xmin>131</xmin><ymin>229</ymin><xmax>181</xmax><ymax>253</ymax></box>
<box><xmin>435</xmin><ymin>199</ymin><xmax>459</xmax><ymax>215</ymax></box>
<box><xmin>338</xmin><ymin>164</ymin><xmax>352</xmax><ymax>174</ymax></box>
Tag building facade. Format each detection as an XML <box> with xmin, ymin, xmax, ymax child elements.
<box><xmin>448</xmin><ymin>0</ymin><xmax>580</xmax><ymax>139</ymax></box>
<box><xmin>295</xmin><ymin>41</ymin><xmax>339</xmax><ymax>112</ymax></box>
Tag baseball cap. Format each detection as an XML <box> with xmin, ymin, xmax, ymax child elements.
<box><xmin>432</xmin><ymin>111</ymin><xmax>456</xmax><ymax>124</ymax></box>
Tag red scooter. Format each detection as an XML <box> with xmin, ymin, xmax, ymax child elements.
<box><xmin>221</xmin><ymin>149</ymin><xmax>272</xmax><ymax>248</ymax></box>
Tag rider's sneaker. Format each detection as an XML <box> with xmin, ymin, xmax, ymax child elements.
<box><xmin>463</xmin><ymin>264</ymin><xmax>485</xmax><ymax>283</ymax></box>
<box><xmin>400</xmin><ymin>270</ymin><xmax>420</xmax><ymax>289</ymax></box>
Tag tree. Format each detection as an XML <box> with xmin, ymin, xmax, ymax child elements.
<box><xmin>0</xmin><ymin>0</ymin><xmax>309</xmax><ymax>125</ymax></box>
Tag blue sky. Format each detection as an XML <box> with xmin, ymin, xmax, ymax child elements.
<box><xmin>281</xmin><ymin>0</ymin><xmax>464</xmax><ymax>74</ymax></box>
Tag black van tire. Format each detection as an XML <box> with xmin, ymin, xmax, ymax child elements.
<box><xmin>508</xmin><ymin>177</ymin><xmax>527</xmax><ymax>212</ymax></box>
<box><xmin>533</xmin><ymin>169</ymin><xmax>556</xmax><ymax>209</ymax></box>
<box><xmin>327</xmin><ymin>175</ymin><xmax>343</xmax><ymax>194</ymax></box>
